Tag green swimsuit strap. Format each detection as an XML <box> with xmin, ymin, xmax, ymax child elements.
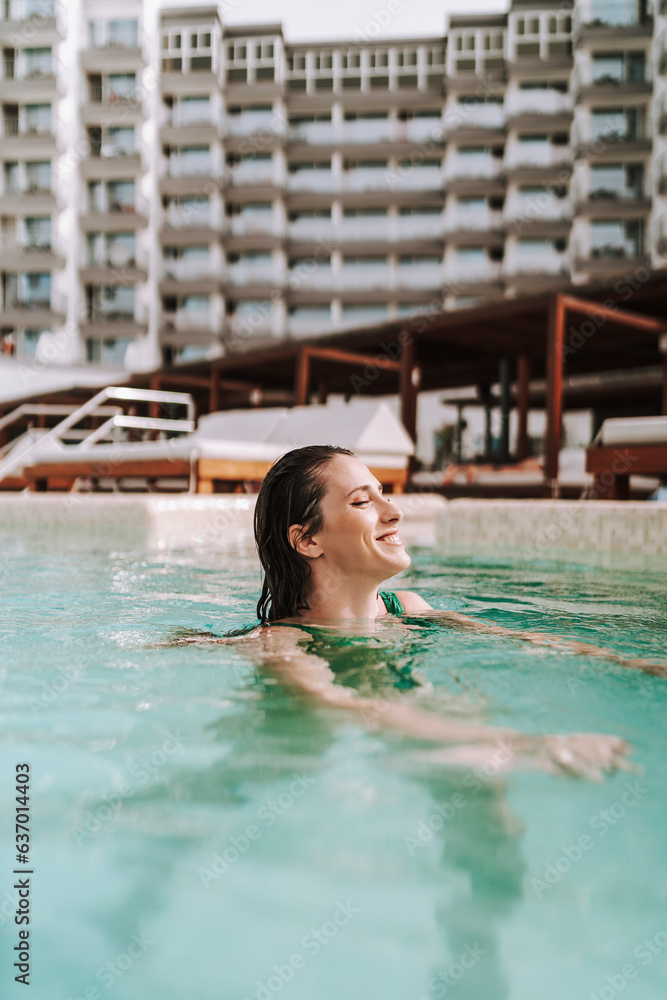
<box><xmin>378</xmin><ymin>590</ymin><xmax>405</xmax><ymax>615</ymax></box>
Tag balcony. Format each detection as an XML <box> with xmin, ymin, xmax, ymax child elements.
<box><xmin>446</xmin><ymin>258</ymin><xmax>503</xmax><ymax>285</ymax></box>
<box><xmin>338</xmin><ymin>217</ymin><xmax>389</xmax><ymax>242</ymax></box>
<box><xmin>228</xmin><ymin>160</ymin><xmax>278</xmax><ymax>188</ymax></box>
<box><xmin>287</xmin><ymin>217</ymin><xmax>334</xmax><ymax>242</ymax></box>
<box><xmin>445</xmin><ymin>155</ymin><xmax>503</xmax><ymax>183</ymax></box>
<box><xmin>504</xmin><ymin>250</ymin><xmax>569</xmax><ymax>279</ymax></box>
<box><xmin>226</xmin><ymin>111</ymin><xmax>283</xmax><ymax>137</ymax></box>
<box><xmin>339</xmin><ymin>265</ymin><xmax>392</xmax><ymax>290</ymax></box>
<box><xmin>166</xmin><ymin>155</ymin><xmax>214</xmax><ymax>179</ymax></box>
<box><xmin>229</xmin><ymin>214</ymin><xmax>282</xmax><ymax>238</ymax></box>
<box><xmin>395</xmin><ymin>264</ymin><xmax>443</xmax><ymax>288</ymax></box>
<box><xmin>504</xmin><ymin>194</ymin><xmax>571</xmax><ymax>227</ymax></box>
<box><xmin>162</xmin><ymin>309</ymin><xmax>217</xmax><ymax>335</ymax></box>
<box><xmin>572</xmin><ymin>59</ymin><xmax>650</xmax><ymax>100</ymax></box>
<box><xmin>286</xmin><ymin>169</ymin><xmax>334</xmax><ymax>193</ymax></box>
<box><xmin>395</xmin><ymin>214</ymin><xmax>444</xmax><ymax>239</ymax></box>
<box><xmin>286</xmin><ymin>121</ymin><xmax>334</xmax><ymax>145</ymax></box>
<box><xmin>227</xmin><ymin>262</ymin><xmax>277</xmax><ymax>286</ymax></box>
<box><xmin>287</xmin><ymin>311</ymin><xmax>333</xmax><ymax>337</ymax></box>
<box><xmin>286</xmin><ymin>265</ymin><xmax>333</xmax><ymax>290</ymax></box>
<box><xmin>162</xmin><ymin>258</ymin><xmax>217</xmax><ymax>282</ymax></box>
<box><xmin>505</xmin><ymin>143</ymin><xmax>571</xmax><ymax>171</ymax></box>
<box><xmin>444</xmin><ymin>207</ymin><xmax>504</xmax><ymax>234</ymax></box>
<box><xmin>0</xmin><ymin>1</ymin><xmax>62</xmax><ymax>41</ymax></box>
<box><xmin>505</xmin><ymin>89</ymin><xmax>572</xmax><ymax>121</ymax></box>
<box><xmin>574</xmin><ymin>0</ymin><xmax>653</xmax><ymax>39</ymax></box>
<box><xmin>572</xmin><ymin>115</ymin><xmax>650</xmax><ymax>157</ymax></box>
<box><xmin>164</xmin><ymin>202</ymin><xmax>223</xmax><ymax>232</ymax></box>
<box><xmin>340</xmin><ymin>168</ymin><xmax>389</xmax><ymax>193</ymax></box>
<box><xmin>339</xmin><ymin>119</ymin><xmax>396</xmax><ymax>144</ymax></box>
<box><xmin>446</xmin><ymin>103</ymin><xmax>505</xmax><ymax>134</ymax></box>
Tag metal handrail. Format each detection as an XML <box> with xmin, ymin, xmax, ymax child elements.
<box><xmin>0</xmin><ymin>402</ymin><xmax>121</xmax><ymax>433</ymax></box>
<box><xmin>0</xmin><ymin>385</ymin><xmax>195</xmax><ymax>482</ymax></box>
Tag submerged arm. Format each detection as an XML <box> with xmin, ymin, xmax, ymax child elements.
<box><xmin>254</xmin><ymin>626</ymin><xmax>630</xmax><ymax>781</ymax></box>
<box><xmin>396</xmin><ymin>592</ymin><xmax>667</xmax><ymax>678</ymax></box>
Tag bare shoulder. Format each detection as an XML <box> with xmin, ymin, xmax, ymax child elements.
<box><xmin>394</xmin><ymin>590</ymin><xmax>434</xmax><ymax>612</ymax></box>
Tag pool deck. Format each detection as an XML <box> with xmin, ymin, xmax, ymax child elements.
<box><xmin>0</xmin><ymin>494</ymin><xmax>665</xmax><ymax>559</ymax></box>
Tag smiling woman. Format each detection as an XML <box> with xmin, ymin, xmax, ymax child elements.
<box><xmin>169</xmin><ymin>445</ymin><xmax>664</xmax><ymax>780</ymax></box>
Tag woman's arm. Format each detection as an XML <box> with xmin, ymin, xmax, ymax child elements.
<box><xmin>395</xmin><ymin>591</ymin><xmax>667</xmax><ymax>677</ymax></box>
<box><xmin>255</xmin><ymin>626</ymin><xmax>630</xmax><ymax>781</ymax></box>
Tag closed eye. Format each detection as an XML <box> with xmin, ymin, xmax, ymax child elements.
<box><xmin>351</xmin><ymin>499</ymin><xmax>369</xmax><ymax>507</ymax></box>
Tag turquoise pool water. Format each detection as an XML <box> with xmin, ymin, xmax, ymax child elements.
<box><xmin>0</xmin><ymin>538</ymin><xmax>666</xmax><ymax>1000</ymax></box>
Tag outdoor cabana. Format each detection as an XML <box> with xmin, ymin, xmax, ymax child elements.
<box><xmin>2</xmin><ymin>273</ymin><xmax>667</xmax><ymax>496</ymax></box>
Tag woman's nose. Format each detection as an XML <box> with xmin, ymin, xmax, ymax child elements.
<box><xmin>379</xmin><ymin>496</ymin><xmax>403</xmax><ymax>521</ymax></box>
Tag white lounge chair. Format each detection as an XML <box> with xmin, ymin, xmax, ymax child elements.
<box><xmin>23</xmin><ymin>399</ymin><xmax>414</xmax><ymax>493</ymax></box>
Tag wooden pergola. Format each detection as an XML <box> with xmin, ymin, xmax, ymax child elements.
<box><xmin>4</xmin><ymin>274</ymin><xmax>667</xmax><ymax>488</ymax></box>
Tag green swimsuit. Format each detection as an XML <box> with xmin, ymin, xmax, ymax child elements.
<box><xmin>226</xmin><ymin>591</ymin><xmax>420</xmax><ymax>692</ymax></box>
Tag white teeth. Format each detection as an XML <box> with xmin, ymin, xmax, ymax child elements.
<box><xmin>378</xmin><ymin>534</ymin><xmax>402</xmax><ymax>544</ymax></box>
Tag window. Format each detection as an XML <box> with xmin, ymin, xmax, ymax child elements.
<box><xmin>591</xmin><ymin>219</ymin><xmax>643</xmax><ymax>257</ymax></box>
<box><xmin>591</xmin><ymin>107</ymin><xmax>640</xmax><ymax>142</ymax></box>
<box><xmin>590</xmin><ymin>163</ymin><xmax>643</xmax><ymax>199</ymax></box>
<box><xmin>24</xmin><ymin>216</ymin><xmax>51</xmax><ymax>249</ymax></box>
<box><xmin>107</xmin><ymin>73</ymin><xmax>136</xmax><ymax>101</ymax></box>
<box><xmin>25</xmin><ymin>104</ymin><xmax>51</xmax><ymax>133</ymax></box>
<box><xmin>24</xmin><ymin>47</ymin><xmax>52</xmax><ymax>77</ymax></box>
<box><xmin>107</xmin><ymin>127</ymin><xmax>134</xmax><ymax>156</ymax></box>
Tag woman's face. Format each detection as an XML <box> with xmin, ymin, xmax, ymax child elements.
<box><xmin>310</xmin><ymin>454</ymin><xmax>411</xmax><ymax>580</ymax></box>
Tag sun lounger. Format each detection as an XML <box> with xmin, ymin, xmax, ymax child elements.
<box><xmin>585</xmin><ymin>416</ymin><xmax>667</xmax><ymax>499</ymax></box>
<box><xmin>22</xmin><ymin>400</ymin><xmax>414</xmax><ymax>493</ymax></box>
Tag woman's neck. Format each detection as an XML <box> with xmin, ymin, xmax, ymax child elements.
<box><xmin>298</xmin><ymin>575</ymin><xmax>385</xmax><ymax>622</ymax></box>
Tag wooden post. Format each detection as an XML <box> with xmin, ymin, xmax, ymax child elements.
<box><xmin>149</xmin><ymin>374</ymin><xmax>160</xmax><ymax>420</ymax></box>
<box><xmin>544</xmin><ymin>295</ymin><xmax>566</xmax><ymax>484</ymax></box>
<box><xmin>316</xmin><ymin>380</ymin><xmax>328</xmax><ymax>405</ymax></box>
<box><xmin>294</xmin><ymin>347</ymin><xmax>310</xmax><ymax>406</ymax></box>
<box><xmin>209</xmin><ymin>366</ymin><xmax>219</xmax><ymax>414</ymax></box>
<box><xmin>517</xmin><ymin>354</ymin><xmax>530</xmax><ymax>461</ymax></box>
<box><xmin>399</xmin><ymin>335</ymin><xmax>419</xmax><ymax>475</ymax></box>
<box><xmin>498</xmin><ymin>355</ymin><xmax>511</xmax><ymax>465</ymax></box>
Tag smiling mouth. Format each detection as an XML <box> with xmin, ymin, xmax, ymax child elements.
<box><xmin>376</xmin><ymin>532</ymin><xmax>403</xmax><ymax>546</ymax></box>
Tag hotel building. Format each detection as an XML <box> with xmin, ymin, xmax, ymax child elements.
<box><xmin>0</xmin><ymin>0</ymin><xmax>663</xmax><ymax>368</ymax></box>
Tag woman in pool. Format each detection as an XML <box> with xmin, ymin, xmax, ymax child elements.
<box><xmin>180</xmin><ymin>441</ymin><xmax>667</xmax><ymax>781</ymax></box>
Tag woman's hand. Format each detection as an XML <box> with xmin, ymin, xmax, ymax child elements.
<box><xmin>530</xmin><ymin>732</ymin><xmax>632</xmax><ymax>782</ymax></box>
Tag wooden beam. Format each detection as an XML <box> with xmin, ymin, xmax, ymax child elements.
<box><xmin>559</xmin><ymin>294</ymin><xmax>667</xmax><ymax>335</ymax></box>
<box><xmin>306</xmin><ymin>345</ymin><xmax>401</xmax><ymax>372</ymax></box>
<box><xmin>544</xmin><ymin>294</ymin><xmax>565</xmax><ymax>484</ymax></box>
<box><xmin>516</xmin><ymin>354</ymin><xmax>530</xmax><ymax>461</ymax></box>
<box><xmin>294</xmin><ymin>347</ymin><xmax>310</xmax><ymax>406</ymax></box>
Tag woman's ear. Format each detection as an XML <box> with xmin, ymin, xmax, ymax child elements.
<box><xmin>288</xmin><ymin>524</ymin><xmax>323</xmax><ymax>559</ymax></box>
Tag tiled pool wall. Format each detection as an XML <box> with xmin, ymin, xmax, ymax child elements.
<box><xmin>0</xmin><ymin>495</ymin><xmax>665</xmax><ymax>560</ymax></box>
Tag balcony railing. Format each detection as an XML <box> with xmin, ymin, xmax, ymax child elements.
<box><xmin>505</xmin><ymin>90</ymin><xmax>572</xmax><ymax>118</ymax></box>
<box><xmin>445</xmin><ymin>157</ymin><xmax>503</xmax><ymax>182</ymax></box>
<box><xmin>162</xmin><ymin>311</ymin><xmax>216</xmax><ymax>334</ymax></box>
<box><xmin>229</xmin><ymin>163</ymin><xmax>277</xmax><ymax>187</ymax></box>
<box><xmin>227</xmin><ymin>114</ymin><xmax>283</xmax><ymax>137</ymax></box>
<box><xmin>229</xmin><ymin>216</ymin><xmax>282</xmax><ymax>237</ymax></box>
<box><xmin>163</xmin><ymin>260</ymin><xmax>216</xmax><ymax>281</ymax></box>
<box><xmin>339</xmin><ymin>219</ymin><xmax>389</xmax><ymax>241</ymax></box>
<box><xmin>504</xmin><ymin>196</ymin><xmax>571</xmax><ymax>223</ymax></box>
<box><xmin>504</xmin><ymin>254</ymin><xmax>568</xmax><ymax>277</ymax></box>
<box><xmin>446</xmin><ymin>104</ymin><xmax>505</xmax><ymax>132</ymax></box>
<box><xmin>445</xmin><ymin>209</ymin><xmax>504</xmax><ymax>232</ymax></box>
<box><xmin>89</xmin><ymin>86</ymin><xmax>138</xmax><ymax>106</ymax></box>
<box><xmin>227</xmin><ymin>264</ymin><xmax>276</xmax><ymax>285</ymax></box>
<box><xmin>286</xmin><ymin>170</ymin><xmax>334</xmax><ymax>192</ymax></box>
<box><xmin>167</xmin><ymin>158</ymin><xmax>214</xmax><ymax>178</ymax></box>
<box><xmin>165</xmin><ymin>204</ymin><xmax>221</xmax><ymax>230</ymax></box>
<box><xmin>447</xmin><ymin>260</ymin><xmax>503</xmax><ymax>283</ymax></box>
<box><xmin>505</xmin><ymin>144</ymin><xmax>571</xmax><ymax>170</ymax></box>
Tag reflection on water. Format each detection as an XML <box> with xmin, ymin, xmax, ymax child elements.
<box><xmin>0</xmin><ymin>542</ymin><xmax>665</xmax><ymax>999</ymax></box>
